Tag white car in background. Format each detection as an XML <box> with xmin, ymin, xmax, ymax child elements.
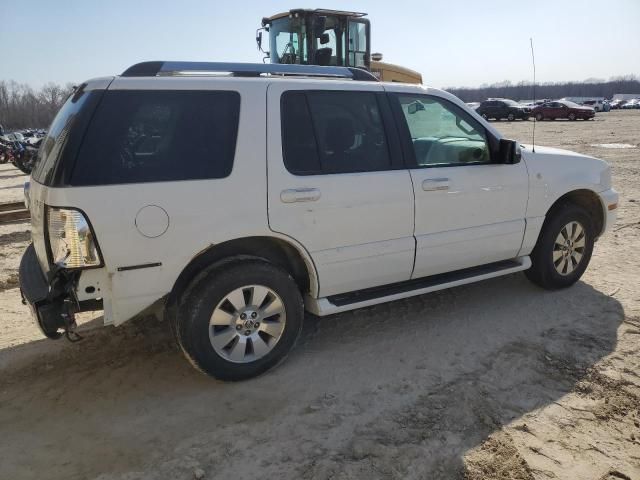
<box><xmin>622</xmin><ymin>99</ymin><xmax>640</xmax><ymax>109</ymax></box>
<box><xmin>582</xmin><ymin>99</ymin><xmax>605</xmax><ymax>112</ymax></box>
<box><xmin>19</xmin><ymin>62</ymin><xmax>618</xmax><ymax>381</ymax></box>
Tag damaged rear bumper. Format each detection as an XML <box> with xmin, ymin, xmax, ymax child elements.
<box><xmin>19</xmin><ymin>243</ymin><xmax>101</xmax><ymax>339</ymax></box>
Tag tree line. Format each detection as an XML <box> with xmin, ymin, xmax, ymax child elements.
<box><xmin>2</xmin><ymin>74</ymin><xmax>640</xmax><ymax>130</ymax></box>
<box><xmin>0</xmin><ymin>80</ymin><xmax>75</xmax><ymax>130</ymax></box>
<box><xmin>446</xmin><ymin>75</ymin><xmax>640</xmax><ymax>103</ymax></box>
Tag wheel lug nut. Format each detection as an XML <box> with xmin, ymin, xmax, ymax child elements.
<box><xmin>236</xmin><ymin>325</ymin><xmax>242</xmax><ymax>331</ymax></box>
<box><xmin>254</xmin><ymin>322</ymin><xmax>260</xmax><ymax>328</ymax></box>
<box><xmin>245</xmin><ymin>330</ymin><xmax>251</xmax><ymax>336</ymax></box>
<box><xmin>240</xmin><ymin>313</ymin><xmax>246</xmax><ymax>320</ymax></box>
<box><xmin>251</xmin><ymin>312</ymin><xmax>257</xmax><ymax>319</ymax></box>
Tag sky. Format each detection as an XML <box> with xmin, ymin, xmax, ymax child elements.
<box><xmin>1</xmin><ymin>0</ymin><xmax>639</xmax><ymax>90</ymax></box>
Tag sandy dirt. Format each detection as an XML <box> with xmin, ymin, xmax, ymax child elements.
<box><xmin>0</xmin><ymin>111</ymin><xmax>639</xmax><ymax>480</ymax></box>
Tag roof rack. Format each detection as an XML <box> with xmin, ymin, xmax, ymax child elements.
<box><xmin>121</xmin><ymin>61</ymin><xmax>378</xmax><ymax>82</ymax></box>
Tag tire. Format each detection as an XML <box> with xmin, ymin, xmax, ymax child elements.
<box><xmin>507</xmin><ymin>113</ymin><xmax>515</xmax><ymax>121</ymax></box>
<box><xmin>175</xmin><ymin>258</ymin><xmax>304</xmax><ymax>381</ymax></box>
<box><xmin>535</xmin><ymin>113</ymin><xmax>544</xmax><ymax>121</ymax></box>
<box><xmin>525</xmin><ymin>203</ymin><xmax>595</xmax><ymax>290</ymax></box>
<box><xmin>568</xmin><ymin>113</ymin><xmax>576</xmax><ymax>121</ymax></box>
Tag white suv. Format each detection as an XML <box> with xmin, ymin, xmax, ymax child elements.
<box><xmin>19</xmin><ymin>62</ymin><xmax>618</xmax><ymax>380</ymax></box>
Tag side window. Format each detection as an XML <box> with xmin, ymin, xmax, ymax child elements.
<box><xmin>348</xmin><ymin>22</ymin><xmax>367</xmax><ymax>68</ymax></box>
<box><xmin>395</xmin><ymin>95</ymin><xmax>491</xmax><ymax>167</ymax></box>
<box><xmin>281</xmin><ymin>90</ymin><xmax>392</xmax><ymax>175</ymax></box>
<box><xmin>71</xmin><ymin>90</ymin><xmax>240</xmax><ymax>185</ymax></box>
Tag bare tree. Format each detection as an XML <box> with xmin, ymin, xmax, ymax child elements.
<box><xmin>0</xmin><ymin>80</ymin><xmax>74</xmax><ymax>130</ymax></box>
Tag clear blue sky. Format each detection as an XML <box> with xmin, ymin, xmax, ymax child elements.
<box><xmin>1</xmin><ymin>0</ymin><xmax>638</xmax><ymax>89</ymax></box>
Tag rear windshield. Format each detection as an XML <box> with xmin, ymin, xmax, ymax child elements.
<box><xmin>70</xmin><ymin>90</ymin><xmax>240</xmax><ymax>186</ymax></box>
<box><xmin>31</xmin><ymin>87</ymin><xmax>102</xmax><ymax>185</ymax></box>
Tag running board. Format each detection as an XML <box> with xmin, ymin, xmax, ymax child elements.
<box><xmin>305</xmin><ymin>257</ymin><xmax>531</xmax><ymax>316</ymax></box>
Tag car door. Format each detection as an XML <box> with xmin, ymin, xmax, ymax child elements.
<box><xmin>267</xmin><ymin>81</ymin><xmax>415</xmax><ymax>298</ymax></box>
<box><xmin>388</xmin><ymin>92</ymin><xmax>529</xmax><ymax>278</ymax></box>
<box><xmin>485</xmin><ymin>101</ymin><xmax>497</xmax><ymax>118</ymax></box>
<box><xmin>549</xmin><ymin>102</ymin><xmax>564</xmax><ymax>119</ymax></box>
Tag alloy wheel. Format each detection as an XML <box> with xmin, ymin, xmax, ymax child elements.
<box><xmin>553</xmin><ymin>221</ymin><xmax>586</xmax><ymax>276</ymax></box>
<box><xmin>209</xmin><ymin>285</ymin><xmax>286</xmax><ymax>363</ymax></box>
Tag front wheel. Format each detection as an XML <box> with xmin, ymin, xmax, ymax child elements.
<box><xmin>507</xmin><ymin>113</ymin><xmax>515</xmax><ymax>121</ymax></box>
<box><xmin>535</xmin><ymin>113</ymin><xmax>544</xmax><ymax>121</ymax></box>
<box><xmin>175</xmin><ymin>259</ymin><xmax>304</xmax><ymax>381</ymax></box>
<box><xmin>568</xmin><ymin>113</ymin><xmax>576</xmax><ymax>121</ymax></box>
<box><xmin>525</xmin><ymin>204</ymin><xmax>595</xmax><ymax>290</ymax></box>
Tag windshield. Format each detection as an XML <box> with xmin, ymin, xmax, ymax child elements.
<box><xmin>503</xmin><ymin>99</ymin><xmax>520</xmax><ymax>106</ymax></box>
<box><xmin>269</xmin><ymin>17</ymin><xmax>308</xmax><ymax>64</ymax></box>
<box><xmin>560</xmin><ymin>100</ymin><xmax>582</xmax><ymax>108</ymax></box>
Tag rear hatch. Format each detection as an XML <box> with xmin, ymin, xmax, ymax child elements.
<box><xmin>29</xmin><ymin>78</ymin><xmax>113</xmax><ymax>274</ymax></box>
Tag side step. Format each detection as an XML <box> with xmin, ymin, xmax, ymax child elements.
<box><xmin>306</xmin><ymin>257</ymin><xmax>531</xmax><ymax>316</ymax></box>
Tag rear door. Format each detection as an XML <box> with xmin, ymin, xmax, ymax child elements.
<box><xmin>267</xmin><ymin>81</ymin><xmax>415</xmax><ymax>298</ymax></box>
<box><xmin>388</xmin><ymin>92</ymin><xmax>529</xmax><ymax>278</ymax></box>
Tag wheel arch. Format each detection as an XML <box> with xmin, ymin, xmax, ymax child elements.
<box><xmin>166</xmin><ymin>235</ymin><xmax>318</xmax><ymax>311</ymax></box>
<box><xmin>545</xmin><ymin>189</ymin><xmax>605</xmax><ymax>237</ymax></box>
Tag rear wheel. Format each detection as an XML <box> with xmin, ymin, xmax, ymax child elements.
<box><xmin>507</xmin><ymin>113</ymin><xmax>515</xmax><ymax>121</ymax></box>
<box><xmin>568</xmin><ymin>113</ymin><xmax>576</xmax><ymax>121</ymax></box>
<box><xmin>535</xmin><ymin>112</ymin><xmax>544</xmax><ymax>121</ymax></box>
<box><xmin>525</xmin><ymin>203</ymin><xmax>595</xmax><ymax>290</ymax></box>
<box><xmin>175</xmin><ymin>259</ymin><xmax>304</xmax><ymax>381</ymax></box>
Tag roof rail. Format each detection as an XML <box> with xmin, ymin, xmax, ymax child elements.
<box><xmin>121</xmin><ymin>61</ymin><xmax>378</xmax><ymax>82</ymax></box>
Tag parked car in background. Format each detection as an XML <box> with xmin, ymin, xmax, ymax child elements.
<box><xmin>610</xmin><ymin>99</ymin><xmax>626</xmax><ymax>109</ymax></box>
<box><xmin>532</xmin><ymin>100</ymin><xmax>595</xmax><ymax>121</ymax></box>
<box><xmin>582</xmin><ymin>100</ymin><xmax>605</xmax><ymax>112</ymax></box>
<box><xmin>466</xmin><ymin>102</ymin><xmax>480</xmax><ymax>110</ymax></box>
<box><xmin>621</xmin><ymin>99</ymin><xmax>640</xmax><ymax>109</ymax></box>
<box><xmin>476</xmin><ymin>98</ymin><xmax>530</xmax><ymax>121</ymax></box>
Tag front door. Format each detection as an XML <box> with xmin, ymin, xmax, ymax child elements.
<box><xmin>267</xmin><ymin>82</ymin><xmax>415</xmax><ymax>298</ymax></box>
<box><xmin>389</xmin><ymin>92</ymin><xmax>529</xmax><ymax>278</ymax></box>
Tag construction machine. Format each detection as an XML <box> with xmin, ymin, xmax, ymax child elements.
<box><xmin>256</xmin><ymin>9</ymin><xmax>422</xmax><ymax>83</ymax></box>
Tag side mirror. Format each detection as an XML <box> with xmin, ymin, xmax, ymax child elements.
<box><xmin>498</xmin><ymin>139</ymin><xmax>521</xmax><ymax>164</ymax></box>
<box><xmin>256</xmin><ymin>28</ymin><xmax>269</xmax><ymax>54</ymax></box>
<box><xmin>319</xmin><ymin>33</ymin><xmax>330</xmax><ymax>45</ymax></box>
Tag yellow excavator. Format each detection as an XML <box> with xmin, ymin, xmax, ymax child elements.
<box><xmin>256</xmin><ymin>9</ymin><xmax>422</xmax><ymax>84</ymax></box>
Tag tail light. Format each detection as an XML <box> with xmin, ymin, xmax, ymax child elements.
<box><xmin>46</xmin><ymin>206</ymin><xmax>102</xmax><ymax>268</ymax></box>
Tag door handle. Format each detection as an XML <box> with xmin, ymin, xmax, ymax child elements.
<box><xmin>280</xmin><ymin>188</ymin><xmax>321</xmax><ymax>203</ymax></box>
<box><xmin>422</xmin><ymin>178</ymin><xmax>450</xmax><ymax>192</ymax></box>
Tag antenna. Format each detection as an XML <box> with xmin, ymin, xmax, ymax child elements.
<box><xmin>530</xmin><ymin>38</ymin><xmax>536</xmax><ymax>153</ymax></box>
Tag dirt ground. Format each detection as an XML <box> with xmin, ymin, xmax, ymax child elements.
<box><xmin>0</xmin><ymin>111</ymin><xmax>639</xmax><ymax>480</ymax></box>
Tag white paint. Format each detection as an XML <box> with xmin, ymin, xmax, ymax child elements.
<box><xmin>266</xmin><ymin>80</ymin><xmax>416</xmax><ymax>298</ymax></box>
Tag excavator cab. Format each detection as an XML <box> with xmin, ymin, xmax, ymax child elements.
<box><xmin>257</xmin><ymin>9</ymin><xmax>370</xmax><ymax>69</ymax></box>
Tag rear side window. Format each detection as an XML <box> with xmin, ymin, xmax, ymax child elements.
<box><xmin>31</xmin><ymin>88</ymin><xmax>102</xmax><ymax>186</ymax></box>
<box><xmin>281</xmin><ymin>90</ymin><xmax>392</xmax><ymax>175</ymax></box>
<box><xmin>70</xmin><ymin>90</ymin><xmax>240</xmax><ymax>185</ymax></box>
